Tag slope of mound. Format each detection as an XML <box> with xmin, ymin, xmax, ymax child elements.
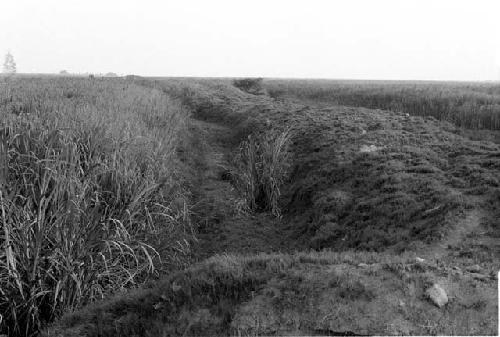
<box><xmin>274</xmin><ymin>102</ymin><xmax>500</xmax><ymax>252</ymax></box>
<box><xmin>45</xmin><ymin>252</ymin><xmax>497</xmax><ymax>336</ymax></box>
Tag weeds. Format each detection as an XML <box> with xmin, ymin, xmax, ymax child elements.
<box><xmin>233</xmin><ymin>128</ymin><xmax>292</xmax><ymax>217</ymax></box>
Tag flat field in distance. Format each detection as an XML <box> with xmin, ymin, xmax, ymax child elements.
<box><xmin>1</xmin><ymin>76</ymin><xmax>498</xmax><ymax>336</ymax></box>
<box><xmin>265</xmin><ymin>79</ymin><xmax>500</xmax><ymax>132</ymax></box>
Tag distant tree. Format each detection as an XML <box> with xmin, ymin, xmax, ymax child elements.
<box><xmin>2</xmin><ymin>51</ymin><xmax>16</xmax><ymax>74</ymax></box>
<box><xmin>105</xmin><ymin>72</ymin><xmax>118</xmax><ymax>77</ymax></box>
<box><xmin>59</xmin><ymin>70</ymin><xmax>69</xmax><ymax>75</ymax></box>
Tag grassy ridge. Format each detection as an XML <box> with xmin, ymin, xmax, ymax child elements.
<box><xmin>0</xmin><ymin>77</ymin><xmax>192</xmax><ymax>336</ymax></box>
<box><xmin>45</xmin><ymin>251</ymin><xmax>498</xmax><ymax>336</ymax></box>
<box><xmin>265</xmin><ymin>79</ymin><xmax>500</xmax><ymax>129</ymax></box>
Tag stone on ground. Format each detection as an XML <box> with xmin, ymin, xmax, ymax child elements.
<box><xmin>426</xmin><ymin>284</ymin><xmax>448</xmax><ymax>308</ymax></box>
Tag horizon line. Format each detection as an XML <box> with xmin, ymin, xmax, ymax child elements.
<box><xmin>2</xmin><ymin>72</ymin><xmax>499</xmax><ymax>83</ymax></box>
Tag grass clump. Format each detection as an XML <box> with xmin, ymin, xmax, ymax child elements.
<box><xmin>233</xmin><ymin>128</ymin><xmax>292</xmax><ymax>217</ymax></box>
<box><xmin>0</xmin><ymin>77</ymin><xmax>192</xmax><ymax>336</ymax></box>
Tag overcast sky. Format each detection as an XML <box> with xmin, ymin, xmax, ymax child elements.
<box><xmin>1</xmin><ymin>0</ymin><xmax>499</xmax><ymax>80</ymax></box>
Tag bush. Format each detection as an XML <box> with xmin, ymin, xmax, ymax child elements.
<box><xmin>233</xmin><ymin>128</ymin><xmax>292</xmax><ymax>217</ymax></box>
<box><xmin>232</xmin><ymin>78</ymin><xmax>266</xmax><ymax>95</ymax></box>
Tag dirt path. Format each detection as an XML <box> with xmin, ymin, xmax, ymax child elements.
<box><xmin>414</xmin><ymin>188</ymin><xmax>499</xmax><ymax>269</ymax></box>
<box><xmin>189</xmin><ymin>118</ymin><xmax>291</xmax><ymax>261</ymax></box>
<box><xmin>425</xmin><ymin>207</ymin><xmax>485</xmax><ymax>259</ymax></box>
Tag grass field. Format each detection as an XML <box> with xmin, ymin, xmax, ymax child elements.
<box><xmin>265</xmin><ymin>79</ymin><xmax>500</xmax><ymax>130</ymax></box>
<box><xmin>0</xmin><ymin>77</ymin><xmax>194</xmax><ymax>336</ymax></box>
<box><xmin>0</xmin><ymin>76</ymin><xmax>498</xmax><ymax>336</ymax></box>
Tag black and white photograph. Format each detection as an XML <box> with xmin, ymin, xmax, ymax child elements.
<box><xmin>0</xmin><ymin>0</ymin><xmax>499</xmax><ymax>336</ymax></box>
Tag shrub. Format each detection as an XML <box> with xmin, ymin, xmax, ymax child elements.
<box><xmin>233</xmin><ymin>128</ymin><xmax>292</xmax><ymax>217</ymax></box>
<box><xmin>232</xmin><ymin>78</ymin><xmax>266</xmax><ymax>95</ymax></box>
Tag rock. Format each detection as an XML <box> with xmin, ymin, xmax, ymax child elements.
<box><xmin>426</xmin><ymin>284</ymin><xmax>448</xmax><ymax>308</ymax></box>
<box><xmin>466</xmin><ymin>264</ymin><xmax>482</xmax><ymax>273</ymax></box>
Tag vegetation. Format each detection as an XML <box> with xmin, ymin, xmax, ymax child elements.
<box><xmin>232</xmin><ymin>77</ymin><xmax>266</xmax><ymax>95</ymax></box>
<box><xmin>2</xmin><ymin>51</ymin><xmax>17</xmax><ymax>74</ymax></box>
<box><xmin>265</xmin><ymin>79</ymin><xmax>500</xmax><ymax>130</ymax></box>
<box><xmin>233</xmin><ymin>129</ymin><xmax>292</xmax><ymax>216</ymax></box>
<box><xmin>0</xmin><ymin>77</ymin><xmax>498</xmax><ymax>336</ymax></box>
<box><xmin>0</xmin><ymin>77</ymin><xmax>192</xmax><ymax>336</ymax></box>
<box><xmin>44</xmin><ymin>251</ymin><xmax>497</xmax><ymax>336</ymax></box>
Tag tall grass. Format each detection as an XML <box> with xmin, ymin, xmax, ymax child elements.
<box><xmin>233</xmin><ymin>128</ymin><xmax>292</xmax><ymax>217</ymax></box>
<box><xmin>265</xmin><ymin>79</ymin><xmax>500</xmax><ymax>130</ymax></box>
<box><xmin>0</xmin><ymin>77</ymin><xmax>191</xmax><ymax>336</ymax></box>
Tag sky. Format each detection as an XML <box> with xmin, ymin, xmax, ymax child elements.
<box><xmin>1</xmin><ymin>0</ymin><xmax>499</xmax><ymax>80</ymax></box>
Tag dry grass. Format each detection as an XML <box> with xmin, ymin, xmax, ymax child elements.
<box><xmin>0</xmin><ymin>77</ymin><xmax>192</xmax><ymax>336</ymax></box>
<box><xmin>233</xmin><ymin>128</ymin><xmax>292</xmax><ymax>217</ymax></box>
